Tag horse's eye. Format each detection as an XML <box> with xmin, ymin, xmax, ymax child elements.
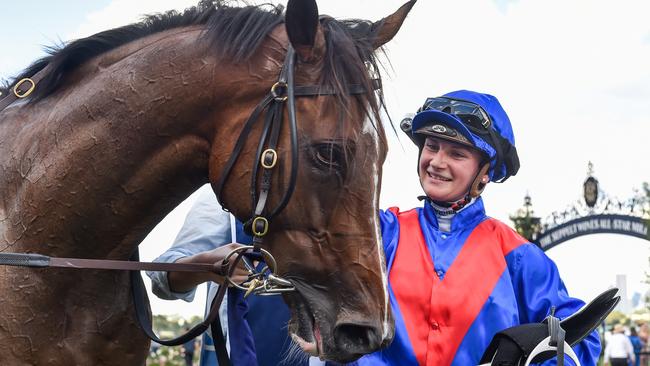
<box><xmin>312</xmin><ymin>143</ymin><xmax>344</xmax><ymax>172</ymax></box>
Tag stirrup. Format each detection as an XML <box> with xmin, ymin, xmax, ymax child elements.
<box><xmin>523</xmin><ymin>336</ymin><xmax>579</xmax><ymax>366</ymax></box>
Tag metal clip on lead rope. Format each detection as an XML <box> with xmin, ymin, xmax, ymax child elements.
<box><xmin>222</xmin><ymin>245</ymin><xmax>295</xmax><ymax>296</ymax></box>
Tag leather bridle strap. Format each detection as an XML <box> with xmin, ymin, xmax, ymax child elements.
<box><xmin>213</xmin><ymin>45</ymin><xmax>298</xmax><ymax>228</ymax></box>
<box><xmin>0</xmin><ymin>252</ymin><xmax>221</xmax><ymax>274</ymax></box>
<box><xmin>249</xmin><ymin>44</ymin><xmax>297</xmax><ymax>235</ymax></box>
<box><xmin>213</xmin><ymin>46</ymin><xmax>380</xmax><ymax>227</ymax></box>
<box><xmin>0</xmin><ymin>68</ymin><xmax>48</xmax><ymax>111</ymax></box>
<box><xmin>0</xmin><ymin>251</ymin><xmax>231</xmax><ymax>346</ymax></box>
<box><xmin>293</xmin><ymin>78</ymin><xmax>381</xmax><ymax>96</ymax></box>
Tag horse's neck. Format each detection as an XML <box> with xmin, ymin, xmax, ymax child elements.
<box><xmin>0</xmin><ymin>27</ymin><xmax>267</xmax><ymax>258</ymax></box>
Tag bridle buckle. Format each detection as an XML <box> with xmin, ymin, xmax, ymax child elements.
<box><xmin>260</xmin><ymin>149</ymin><xmax>278</xmax><ymax>169</ymax></box>
<box><xmin>252</xmin><ymin>216</ymin><xmax>269</xmax><ymax>237</ymax></box>
<box><xmin>270</xmin><ymin>81</ymin><xmax>288</xmax><ymax>102</ymax></box>
<box><xmin>13</xmin><ymin>78</ymin><xmax>36</xmax><ymax>98</ymax></box>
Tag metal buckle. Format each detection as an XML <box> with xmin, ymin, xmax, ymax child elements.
<box><xmin>252</xmin><ymin>216</ymin><xmax>269</xmax><ymax>237</ymax></box>
<box><xmin>260</xmin><ymin>149</ymin><xmax>278</xmax><ymax>169</ymax></box>
<box><xmin>270</xmin><ymin>82</ymin><xmax>288</xmax><ymax>102</ymax></box>
<box><xmin>13</xmin><ymin>78</ymin><xmax>36</xmax><ymax>98</ymax></box>
<box><xmin>223</xmin><ymin>246</ymin><xmax>295</xmax><ymax>296</ymax></box>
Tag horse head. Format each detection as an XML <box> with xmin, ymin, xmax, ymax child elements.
<box><xmin>210</xmin><ymin>0</ymin><xmax>415</xmax><ymax>361</ymax></box>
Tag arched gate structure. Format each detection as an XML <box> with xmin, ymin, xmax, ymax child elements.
<box><xmin>511</xmin><ymin>163</ymin><xmax>650</xmax><ymax>251</ymax></box>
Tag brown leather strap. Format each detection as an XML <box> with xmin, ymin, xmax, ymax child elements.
<box><xmin>0</xmin><ymin>250</ymin><xmax>234</xmax><ymax>349</ymax></box>
<box><xmin>293</xmin><ymin>78</ymin><xmax>381</xmax><ymax>96</ymax></box>
<box><xmin>0</xmin><ymin>252</ymin><xmax>226</xmax><ymax>275</ymax></box>
<box><xmin>0</xmin><ymin>70</ymin><xmax>379</xmax><ymax>113</ymax></box>
<box><xmin>49</xmin><ymin>257</ymin><xmax>225</xmax><ymax>274</ymax></box>
<box><xmin>0</xmin><ymin>69</ymin><xmax>47</xmax><ymax>111</ymax></box>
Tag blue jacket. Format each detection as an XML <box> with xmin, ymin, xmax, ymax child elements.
<box><xmin>351</xmin><ymin>198</ymin><xmax>600</xmax><ymax>366</ymax></box>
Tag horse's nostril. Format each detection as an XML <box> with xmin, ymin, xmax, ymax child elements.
<box><xmin>333</xmin><ymin>322</ymin><xmax>382</xmax><ymax>355</ymax></box>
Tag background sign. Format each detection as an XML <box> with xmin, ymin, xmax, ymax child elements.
<box><xmin>536</xmin><ymin>214</ymin><xmax>649</xmax><ymax>251</ymax></box>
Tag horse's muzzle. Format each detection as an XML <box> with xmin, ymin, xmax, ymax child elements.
<box><xmin>285</xmin><ymin>280</ymin><xmax>394</xmax><ymax>363</ymax></box>
<box><xmin>332</xmin><ymin>321</ymin><xmax>386</xmax><ymax>359</ymax></box>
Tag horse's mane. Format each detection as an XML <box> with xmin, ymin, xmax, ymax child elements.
<box><xmin>0</xmin><ymin>0</ymin><xmax>387</xmax><ymax>130</ymax></box>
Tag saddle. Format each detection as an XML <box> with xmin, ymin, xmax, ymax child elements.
<box><xmin>479</xmin><ymin>288</ymin><xmax>619</xmax><ymax>366</ymax></box>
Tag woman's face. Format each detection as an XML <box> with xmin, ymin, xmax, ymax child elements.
<box><xmin>418</xmin><ymin>136</ymin><xmax>485</xmax><ymax>202</ymax></box>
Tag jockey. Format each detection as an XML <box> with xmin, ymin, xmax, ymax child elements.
<box><xmin>350</xmin><ymin>90</ymin><xmax>601</xmax><ymax>366</ymax></box>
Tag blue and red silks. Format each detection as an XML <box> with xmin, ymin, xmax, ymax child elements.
<box><xmin>351</xmin><ymin>198</ymin><xmax>600</xmax><ymax>366</ymax></box>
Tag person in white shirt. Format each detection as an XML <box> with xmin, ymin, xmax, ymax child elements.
<box><xmin>604</xmin><ymin>324</ymin><xmax>635</xmax><ymax>366</ymax></box>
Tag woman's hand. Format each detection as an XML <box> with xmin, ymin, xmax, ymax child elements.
<box><xmin>168</xmin><ymin>243</ymin><xmax>251</xmax><ymax>293</ymax></box>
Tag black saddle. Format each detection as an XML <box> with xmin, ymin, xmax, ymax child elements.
<box><xmin>479</xmin><ymin>288</ymin><xmax>619</xmax><ymax>366</ymax></box>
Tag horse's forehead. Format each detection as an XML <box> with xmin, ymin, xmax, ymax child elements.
<box><xmin>268</xmin><ymin>26</ymin><xmax>290</xmax><ymax>50</ymax></box>
<box><xmin>297</xmin><ymin>99</ymin><xmax>377</xmax><ymax>137</ymax></box>
<box><xmin>263</xmin><ymin>25</ymin><xmax>384</xmax><ymax>148</ymax></box>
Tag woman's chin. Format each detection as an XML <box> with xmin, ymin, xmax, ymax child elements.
<box><xmin>422</xmin><ymin>189</ymin><xmax>453</xmax><ymax>202</ymax></box>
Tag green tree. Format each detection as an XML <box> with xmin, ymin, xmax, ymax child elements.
<box><xmin>605</xmin><ymin>310</ymin><xmax>630</xmax><ymax>328</ymax></box>
<box><xmin>510</xmin><ymin>194</ymin><xmax>541</xmax><ymax>242</ymax></box>
<box><xmin>147</xmin><ymin>314</ymin><xmax>203</xmax><ymax>366</ymax></box>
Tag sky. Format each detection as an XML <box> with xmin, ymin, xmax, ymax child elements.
<box><xmin>2</xmin><ymin>0</ymin><xmax>650</xmax><ymax>317</ymax></box>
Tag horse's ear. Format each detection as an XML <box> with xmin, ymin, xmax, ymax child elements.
<box><xmin>285</xmin><ymin>0</ymin><xmax>325</xmax><ymax>63</ymax></box>
<box><xmin>370</xmin><ymin>0</ymin><xmax>417</xmax><ymax>49</ymax></box>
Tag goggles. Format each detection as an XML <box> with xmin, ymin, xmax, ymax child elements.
<box><xmin>418</xmin><ymin>97</ymin><xmax>492</xmax><ymax>134</ymax></box>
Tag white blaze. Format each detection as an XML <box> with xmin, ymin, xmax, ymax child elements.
<box><xmin>362</xmin><ymin>118</ymin><xmax>390</xmax><ymax>340</ymax></box>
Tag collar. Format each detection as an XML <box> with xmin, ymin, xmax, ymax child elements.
<box><xmin>430</xmin><ymin>200</ymin><xmax>464</xmax><ymax>217</ymax></box>
<box><xmin>423</xmin><ymin>196</ymin><xmax>487</xmax><ymax>233</ymax></box>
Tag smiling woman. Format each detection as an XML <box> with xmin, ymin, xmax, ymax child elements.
<box><xmin>0</xmin><ymin>0</ymin><xmax>415</xmax><ymax>364</ymax></box>
<box><xmin>418</xmin><ymin>137</ymin><xmax>487</xmax><ymax>203</ymax></box>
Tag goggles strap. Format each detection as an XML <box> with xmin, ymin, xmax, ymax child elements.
<box><xmin>486</xmin><ymin>128</ymin><xmax>504</xmax><ymax>182</ymax></box>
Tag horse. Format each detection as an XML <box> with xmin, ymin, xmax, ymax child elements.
<box><xmin>0</xmin><ymin>0</ymin><xmax>415</xmax><ymax>364</ymax></box>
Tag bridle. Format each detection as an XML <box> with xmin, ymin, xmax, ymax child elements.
<box><xmin>212</xmin><ymin>43</ymin><xmax>379</xmax><ymax>294</ymax></box>
<box><xmin>0</xmin><ymin>43</ymin><xmax>380</xmax><ymax>365</ymax></box>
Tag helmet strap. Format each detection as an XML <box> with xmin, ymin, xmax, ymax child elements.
<box><xmin>469</xmin><ymin>163</ymin><xmax>490</xmax><ymax>198</ymax></box>
<box><xmin>450</xmin><ymin>195</ymin><xmax>472</xmax><ymax>212</ymax></box>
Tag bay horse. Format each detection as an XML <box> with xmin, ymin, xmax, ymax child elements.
<box><xmin>0</xmin><ymin>0</ymin><xmax>415</xmax><ymax>364</ymax></box>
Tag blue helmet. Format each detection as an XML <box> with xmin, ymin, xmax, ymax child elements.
<box><xmin>404</xmin><ymin>90</ymin><xmax>520</xmax><ymax>183</ymax></box>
